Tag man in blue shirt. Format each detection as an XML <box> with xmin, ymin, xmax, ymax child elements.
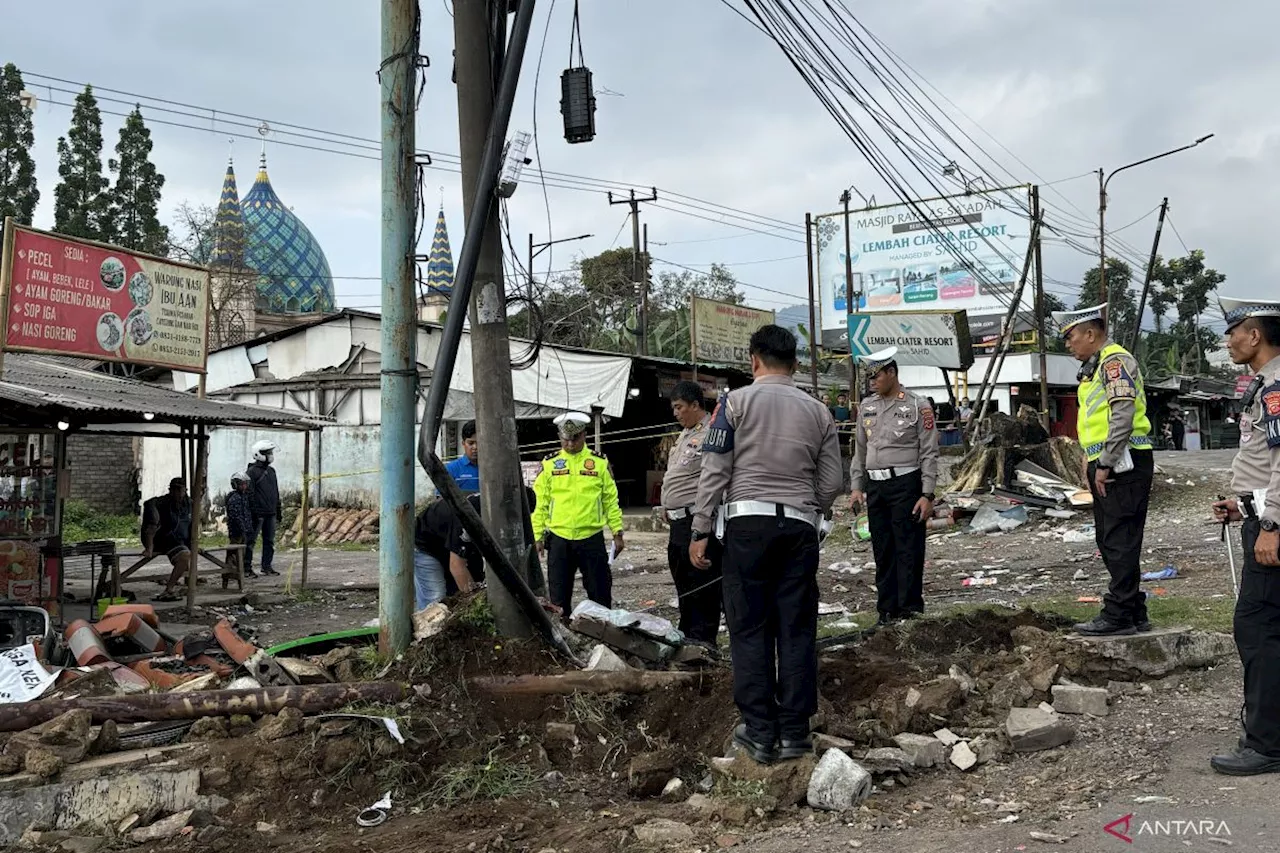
<box><xmin>443</xmin><ymin>420</ymin><xmax>480</xmax><ymax>492</ymax></box>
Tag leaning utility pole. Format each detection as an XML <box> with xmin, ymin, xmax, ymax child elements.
<box><xmin>1130</xmin><ymin>197</ymin><xmax>1169</xmax><ymax>353</ymax></box>
<box><xmin>1032</xmin><ymin>186</ymin><xmax>1050</xmax><ymax>431</ymax></box>
<box><xmin>377</xmin><ymin>0</ymin><xmax>417</xmax><ymax>655</ymax></box>
<box><xmin>455</xmin><ymin>0</ymin><xmax>534</xmax><ymax>637</ymax></box>
<box><xmin>608</xmin><ymin>188</ymin><xmax>657</xmax><ymax>355</ymax></box>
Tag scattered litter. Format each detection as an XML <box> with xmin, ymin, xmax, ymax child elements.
<box><xmin>1141</xmin><ymin>566</ymin><xmax>1178</xmax><ymax>581</ymax></box>
<box><xmin>0</xmin><ymin>643</ymin><xmax>56</xmax><ymax>703</ymax></box>
<box><xmin>356</xmin><ymin>791</ymin><xmax>393</xmax><ymax>827</ymax></box>
<box><xmin>1072</xmin><ymin>569</ymin><xmax>1088</xmax><ymax>581</ymax></box>
<box><xmin>1076</xmin><ymin>596</ymin><xmax>1102</xmax><ymax>604</ymax></box>
<box><xmin>1063</xmin><ymin>526</ymin><xmax>1096</xmax><ymax>544</ymax></box>
<box><xmin>969</xmin><ymin>506</ymin><xmax>1029</xmax><ymax>534</ymax></box>
<box><xmin>1134</xmin><ymin>795</ymin><xmax>1175</xmax><ymax>804</ymax></box>
<box><xmin>1206</xmin><ymin>837</ymin><xmax>1233</xmax><ymax>847</ymax></box>
<box><xmin>998</xmin><ymin>815</ymin><xmax>1020</xmax><ymax>824</ymax></box>
<box><xmin>963</xmin><ymin>577</ymin><xmax>998</xmax><ymax>587</ymax></box>
<box><xmin>832</xmin><ymin>584</ymin><xmax>849</xmax><ymax>593</ymax></box>
<box><xmin>828</xmin><ymin>561</ymin><xmax>862</xmax><ymax>575</ymax></box>
<box><xmin>818</xmin><ymin>602</ymin><xmax>849</xmax><ymax>616</ymax></box>
<box><xmin>853</xmin><ymin>514</ymin><xmax>871</xmax><ymax>541</ymax></box>
<box><xmin>1045</xmin><ymin>509</ymin><xmax>1077</xmax><ymax>520</ymax></box>
<box><xmin>318</xmin><ymin>714</ymin><xmax>405</xmax><ymax>744</ymax></box>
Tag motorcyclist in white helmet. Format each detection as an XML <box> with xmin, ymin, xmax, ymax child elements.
<box><xmin>246</xmin><ymin>440</ymin><xmax>282</xmax><ymax>576</ymax></box>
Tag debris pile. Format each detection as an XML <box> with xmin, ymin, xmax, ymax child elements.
<box><xmin>288</xmin><ymin>507</ymin><xmax>379</xmax><ymax>546</ymax></box>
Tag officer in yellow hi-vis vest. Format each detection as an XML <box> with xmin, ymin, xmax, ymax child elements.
<box><xmin>532</xmin><ymin>411</ymin><xmax>625</xmax><ymax>617</ymax></box>
<box><xmin>1052</xmin><ymin>303</ymin><xmax>1154</xmax><ymax>636</ymax></box>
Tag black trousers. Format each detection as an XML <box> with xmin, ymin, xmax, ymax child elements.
<box><xmin>667</xmin><ymin>516</ymin><xmax>723</xmax><ymax>644</ymax></box>
<box><xmin>1236</xmin><ymin>518</ymin><xmax>1280</xmax><ymax>757</ymax></box>
<box><xmin>547</xmin><ymin>532</ymin><xmax>611</xmax><ymax>616</ymax></box>
<box><xmin>866</xmin><ymin>469</ymin><xmax>926</xmax><ymax>617</ymax></box>
<box><xmin>721</xmin><ymin>514</ymin><xmax>819</xmax><ymax>744</ymax></box>
<box><xmin>1087</xmin><ymin>450</ymin><xmax>1153</xmax><ymax>625</ymax></box>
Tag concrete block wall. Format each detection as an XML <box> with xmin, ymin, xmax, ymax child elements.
<box><xmin>66</xmin><ymin>434</ymin><xmax>139</xmax><ymax>515</ymax></box>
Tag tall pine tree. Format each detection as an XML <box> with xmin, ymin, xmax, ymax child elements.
<box><xmin>0</xmin><ymin>63</ymin><xmax>38</xmax><ymax>225</ymax></box>
<box><xmin>53</xmin><ymin>85</ymin><xmax>110</xmax><ymax>241</ymax></box>
<box><xmin>108</xmin><ymin>106</ymin><xmax>167</xmax><ymax>255</ymax></box>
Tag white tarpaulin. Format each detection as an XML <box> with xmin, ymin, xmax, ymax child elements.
<box><xmin>426</xmin><ymin>333</ymin><xmax>633</xmax><ymax>418</ymax></box>
<box><xmin>0</xmin><ymin>644</ymin><xmax>56</xmax><ymax>703</ymax></box>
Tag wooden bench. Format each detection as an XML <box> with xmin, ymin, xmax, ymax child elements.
<box><xmin>105</xmin><ymin>544</ymin><xmax>247</xmax><ymax>598</ymax></box>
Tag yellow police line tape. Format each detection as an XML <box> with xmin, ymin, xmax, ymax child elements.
<box><xmin>301</xmin><ymin>425</ymin><xmax>684</xmax><ymax>483</ymax></box>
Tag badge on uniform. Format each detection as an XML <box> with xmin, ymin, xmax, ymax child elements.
<box><xmin>922</xmin><ymin>406</ymin><xmax>935</xmax><ymax>430</ymax></box>
<box><xmin>1103</xmin><ymin>358</ymin><xmax>1136</xmax><ymax>398</ymax></box>
<box><xmin>704</xmin><ymin>390</ymin><xmax>734</xmax><ymax>454</ymax></box>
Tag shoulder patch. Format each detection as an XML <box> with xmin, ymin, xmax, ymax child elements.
<box><xmin>704</xmin><ymin>390</ymin><xmax>735</xmax><ymax>454</ymax></box>
<box><xmin>1262</xmin><ymin>383</ymin><xmax>1280</xmax><ymax>448</ymax></box>
<box><xmin>1103</xmin><ymin>357</ymin><xmax>1136</xmax><ymax>399</ymax></box>
<box><xmin>543</xmin><ymin>451</ymin><xmax>559</xmax><ymax>461</ymax></box>
<box><xmin>921</xmin><ymin>406</ymin><xmax>935</xmax><ymax>430</ymax></box>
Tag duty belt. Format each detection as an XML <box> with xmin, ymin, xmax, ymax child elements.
<box><xmin>1239</xmin><ymin>489</ymin><xmax>1269</xmax><ymax>521</ymax></box>
<box><xmin>724</xmin><ymin>500</ymin><xmax>819</xmax><ymax>529</ymax></box>
<box><xmin>867</xmin><ymin>465</ymin><xmax>919</xmax><ymax>482</ymax></box>
<box><xmin>664</xmin><ymin>507</ymin><xmax>693</xmax><ymax>521</ymax></box>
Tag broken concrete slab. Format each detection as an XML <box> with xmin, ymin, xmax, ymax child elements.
<box><xmin>24</xmin><ymin>747</ymin><xmax>65</xmax><ymax>778</ymax></box>
<box><xmin>891</xmin><ymin>733</ymin><xmax>946</xmax><ymax>769</ymax></box>
<box><xmin>861</xmin><ymin>747</ymin><xmax>914</xmax><ymax>775</ymax></box>
<box><xmin>1051</xmin><ymin>684</ymin><xmax>1110</xmax><ymax>716</ymax></box>
<box><xmin>255</xmin><ymin>707</ymin><xmax>304</xmax><ymax>742</ymax></box>
<box><xmin>585</xmin><ymin>644</ymin><xmax>629</xmax><ymax>672</ymax></box>
<box><xmin>128</xmin><ymin>809</ymin><xmax>194</xmax><ymax>843</ymax></box>
<box><xmin>813</xmin><ymin>733</ymin><xmax>857</xmax><ymax>755</ymax></box>
<box><xmin>933</xmin><ymin>728</ymin><xmax>960</xmax><ymax>747</ymax></box>
<box><xmin>634</xmin><ymin>819</ymin><xmax>694</xmax><ymax>845</ymax></box>
<box><xmin>0</xmin><ymin>764</ymin><xmax>201</xmax><ymax>845</ymax></box>
<box><xmin>661</xmin><ymin>777</ymin><xmax>685</xmax><ymax>802</ymax></box>
<box><xmin>969</xmin><ymin>735</ymin><xmax>1004</xmax><ymax>765</ymax></box>
<box><xmin>807</xmin><ymin>749</ymin><xmax>872</xmax><ymax>811</ymax></box>
<box><xmin>1005</xmin><ymin>707</ymin><xmax>1075</xmax><ymax>753</ymax></box>
<box><xmin>1068</xmin><ymin>628</ymin><xmax>1235</xmax><ymax>678</ymax></box>
<box><xmin>412</xmin><ymin>602</ymin><xmax>450</xmax><ymax>641</ymax></box>
<box><xmin>949</xmin><ymin>741</ymin><xmax>978</xmax><ymax>771</ymax></box>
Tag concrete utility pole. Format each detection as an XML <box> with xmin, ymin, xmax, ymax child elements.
<box><xmin>1130</xmin><ymin>197</ymin><xmax>1169</xmax><ymax>353</ymax></box>
<box><xmin>608</xmin><ymin>188</ymin><xmax>657</xmax><ymax>355</ymax></box>
<box><xmin>378</xmin><ymin>0</ymin><xmax>417</xmax><ymax>655</ymax></box>
<box><xmin>455</xmin><ymin>0</ymin><xmax>534</xmax><ymax>637</ymax></box>
<box><xmin>1032</xmin><ymin>186</ymin><xmax>1050</xmax><ymax>431</ymax></box>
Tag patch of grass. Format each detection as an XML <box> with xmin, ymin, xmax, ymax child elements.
<box><xmin>715</xmin><ymin>777</ymin><xmax>770</xmax><ymax>804</ymax></box>
<box><xmin>429</xmin><ymin>748</ymin><xmax>538</xmax><ymax>806</ymax></box>
<box><xmin>457</xmin><ymin>592</ymin><xmax>497</xmax><ymax>636</ymax></box>
<box><xmin>357</xmin><ymin>644</ymin><xmax>394</xmax><ymax>676</ymax></box>
<box><xmin>823</xmin><ymin>522</ymin><xmax>853</xmax><ymax>548</ymax></box>
<box><xmin>61</xmin><ymin>500</ymin><xmax>137</xmax><ymax>543</ymax></box>
<box><xmin>1035</xmin><ymin>594</ymin><xmax>1235</xmax><ymax>633</ymax></box>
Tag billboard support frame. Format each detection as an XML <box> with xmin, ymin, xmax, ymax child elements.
<box><xmin>965</xmin><ymin>213</ymin><xmax>1041</xmax><ymax>442</ymax></box>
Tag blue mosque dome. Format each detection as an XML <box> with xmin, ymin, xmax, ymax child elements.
<box><xmin>215</xmin><ymin>154</ymin><xmax>335</xmax><ymax>314</ymax></box>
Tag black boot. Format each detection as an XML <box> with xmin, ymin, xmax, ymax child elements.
<box><xmin>733</xmin><ymin>724</ymin><xmax>778</xmax><ymax>765</ymax></box>
<box><xmin>1073</xmin><ymin>616</ymin><xmax>1136</xmax><ymax>636</ymax></box>
<box><xmin>1210</xmin><ymin>747</ymin><xmax>1280</xmax><ymax>776</ymax></box>
<box><xmin>778</xmin><ymin>735</ymin><xmax>813</xmax><ymax>761</ymax></box>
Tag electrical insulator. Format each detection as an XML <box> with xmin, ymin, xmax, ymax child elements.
<box><xmin>560</xmin><ymin>66</ymin><xmax>596</xmax><ymax>144</ymax></box>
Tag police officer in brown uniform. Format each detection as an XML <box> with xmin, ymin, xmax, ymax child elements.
<box><xmin>691</xmin><ymin>325</ymin><xmax>844</xmax><ymax>764</ymax></box>
<box><xmin>848</xmin><ymin>347</ymin><xmax>940</xmax><ymax>625</ymax></box>
<box><xmin>1210</xmin><ymin>296</ymin><xmax>1280</xmax><ymax>776</ymax></box>
<box><xmin>661</xmin><ymin>380</ymin><xmax>721</xmax><ymax>644</ymax></box>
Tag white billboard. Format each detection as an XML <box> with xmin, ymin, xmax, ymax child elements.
<box><xmin>815</xmin><ymin>188</ymin><xmax>1033</xmax><ymax>335</ymax></box>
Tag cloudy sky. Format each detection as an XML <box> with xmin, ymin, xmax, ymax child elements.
<box><xmin>8</xmin><ymin>0</ymin><xmax>1267</xmax><ymax>334</ymax></box>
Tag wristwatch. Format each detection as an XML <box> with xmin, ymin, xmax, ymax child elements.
<box><xmin>1262</xmin><ymin>519</ymin><xmax>1279</xmax><ymax>532</ymax></box>
<box><xmin>922</xmin><ymin>493</ymin><xmax>935</xmax><ymax>502</ymax></box>
<box><xmin>691</xmin><ymin>529</ymin><xmax>709</xmax><ymax>542</ymax></box>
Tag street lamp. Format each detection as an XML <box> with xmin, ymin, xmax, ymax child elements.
<box><xmin>527</xmin><ymin>232</ymin><xmax>593</xmax><ymax>301</ymax></box>
<box><xmin>1099</xmin><ymin>134</ymin><xmax>1214</xmax><ymax>306</ymax></box>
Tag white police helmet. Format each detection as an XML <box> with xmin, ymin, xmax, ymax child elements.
<box><xmin>252</xmin><ymin>440</ymin><xmax>277</xmax><ymax>463</ymax></box>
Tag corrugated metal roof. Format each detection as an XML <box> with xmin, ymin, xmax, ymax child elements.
<box><xmin>0</xmin><ymin>353</ymin><xmax>323</xmax><ymax>427</ymax></box>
